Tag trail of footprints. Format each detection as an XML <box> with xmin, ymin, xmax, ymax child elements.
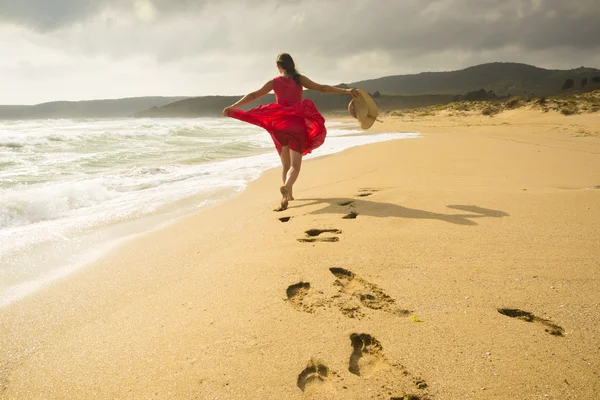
<box><xmin>280</xmin><ymin>187</ymin><xmax>375</xmax><ymax>227</ymax></box>
<box><xmin>288</xmin><ymin>277</ymin><xmax>565</xmax><ymax>399</ymax></box>
<box><xmin>281</xmin><ymin>188</ymin><xmax>565</xmax><ymax>398</ymax></box>
<box><xmin>288</xmin><ymin>189</ymin><xmax>429</xmax><ymax>397</ymax></box>
<box><xmin>288</xmin><ymin>269</ymin><xmax>422</xmax><ymax>397</ymax></box>
<box><xmin>294</xmin><ymin>189</ymin><xmax>370</xmax><ymax>242</ymax></box>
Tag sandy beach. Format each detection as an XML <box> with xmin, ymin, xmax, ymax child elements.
<box><xmin>1</xmin><ymin>109</ymin><xmax>599</xmax><ymax>399</ymax></box>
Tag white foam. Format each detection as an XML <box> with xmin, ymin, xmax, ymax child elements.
<box><xmin>0</xmin><ymin>117</ymin><xmax>419</xmax><ymax>307</ymax></box>
<box><xmin>0</xmin><ymin>179</ymin><xmax>120</xmax><ymax>229</ymax></box>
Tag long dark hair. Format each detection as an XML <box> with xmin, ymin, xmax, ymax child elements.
<box><xmin>276</xmin><ymin>53</ymin><xmax>301</xmax><ymax>86</ymax></box>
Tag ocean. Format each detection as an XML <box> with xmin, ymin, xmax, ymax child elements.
<box><xmin>0</xmin><ymin>117</ymin><xmax>418</xmax><ymax>307</ymax></box>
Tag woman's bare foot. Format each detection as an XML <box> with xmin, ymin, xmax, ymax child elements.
<box><xmin>279</xmin><ymin>185</ymin><xmax>290</xmax><ymax>210</ymax></box>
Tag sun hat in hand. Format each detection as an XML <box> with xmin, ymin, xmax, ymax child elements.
<box><xmin>348</xmin><ymin>89</ymin><xmax>379</xmax><ymax>130</ymax></box>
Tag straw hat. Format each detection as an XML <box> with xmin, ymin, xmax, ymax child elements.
<box><xmin>348</xmin><ymin>89</ymin><xmax>379</xmax><ymax>130</ymax></box>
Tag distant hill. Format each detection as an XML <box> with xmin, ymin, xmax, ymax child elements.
<box><xmin>135</xmin><ymin>91</ymin><xmax>353</xmax><ymax>118</ymax></box>
<box><xmin>138</xmin><ymin>62</ymin><xmax>600</xmax><ymax>118</ymax></box>
<box><xmin>0</xmin><ymin>97</ymin><xmax>189</xmax><ymax>120</ymax></box>
<box><xmin>136</xmin><ymin>95</ymin><xmax>260</xmax><ymax>118</ymax></box>
<box><xmin>135</xmin><ymin>92</ymin><xmax>458</xmax><ymax>118</ymax></box>
<box><xmin>349</xmin><ymin>62</ymin><xmax>600</xmax><ymax>96</ymax></box>
<box><xmin>3</xmin><ymin>62</ymin><xmax>599</xmax><ymax>120</ymax></box>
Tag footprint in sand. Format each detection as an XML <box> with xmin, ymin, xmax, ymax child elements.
<box><xmin>357</xmin><ymin>188</ymin><xmax>381</xmax><ymax>197</ymax></box>
<box><xmin>286</xmin><ymin>282</ymin><xmax>329</xmax><ymax>313</ymax></box>
<box><xmin>297</xmin><ymin>359</ymin><xmax>337</xmax><ymax>397</ymax></box>
<box><xmin>349</xmin><ymin>333</ymin><xmax>389</xmax><ymax>378</ymax></box>
<box><xmin>287</xmin><ymin>282</ymin><xmax>312</xmax><ymax>311</ymax></box>
<box><xmin>298</xmin><ymin>228</ymin><xmax>342</xmax><ymax>243</ymax></box>
<box><xmin>305</xmin><ymin>229</ymin><xmax>342</xmax><ymax>236</ymax></box>
<box><xmin>330</xmin><ymin>268</ymin><xmax>410</xmax><ymax>319</ymax></box>
<box><xmin>286</xmin><ymin>280</ymin><xmax>365</xmax><ymax>318</ymax></box>
<box><xmin>294</xmin><ymin>339</ymin><xmax>429</xmax><ymax>399</ymax></box>
<box><xmin>338</xmin><ymin>200</ymin><xmax>359</xmax><ymax>219</ymax></box>
<box><xmin>298</xmin><ymin>237</ymin><xmax>340</xmax><ymax>243</ymax></box>
<box><xmin>348</xmin><ymin>333</ymin><xmax>430</xmax><ymax>398</ymax></box>
<box><xmin>343</xmin><ymin>211</ymin><xmax>358</xmax><ymax>219</ymax></box>
<box><xmin>285</xmin><ymin>269</ymin><xmax>409</xmax><ymax>319</ymax></box>
<box><xmin>279</xmin><ymin>216</ymin><xmax>292</xmax><ymax>223</ymax></box>
<box><xmin>498</xmin><ymin>308</ymin><xmax>565</xmax><ymax>336</ymax></box>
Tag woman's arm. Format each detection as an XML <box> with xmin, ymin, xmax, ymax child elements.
<box><xmin>299</xmin><ymin>75</ymin><xmax>359</xmax><ymax>97</ymax></box>
<box><xmin>223</xmin><ymin>80</ymin><xmax>274</xmax><ymax>116</ymax></box>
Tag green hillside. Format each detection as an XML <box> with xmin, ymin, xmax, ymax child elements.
<box><xmin>2</xmin><ymin>62</ymin><xmax>599</xmax><ymax>120</ymax></box>
<box><xmin>135</xmin><ymin>91</ymin><xmax>353</xmax><ymax>118</ymax></box>
<box><xmin>136</xmin><ymin>63</ymin><xmax>600</xmax><ymax>118</ymax></box>
<box><xmin>135</xmin><ymin>92</ymin><xmax>458</xmax><ymax>118</ymax></box>
<box><xmin>349</xmin><ymin>62</ymin><xmax>600</xmax><ymax>96</ymax></box>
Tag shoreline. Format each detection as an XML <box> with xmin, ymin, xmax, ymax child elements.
<box><xmin>1</xmin><ymin>109</ymin><xmax>599</xmax><ymax>399</ymax></box>
<box><xmin>0</xmin><ymin>123</ymin><xmax>419</xmax><ymax>309</ymax></box>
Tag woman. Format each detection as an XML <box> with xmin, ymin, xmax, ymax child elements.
<box><xmin>223</xmin><ymin>53</ymin><xmax>358</xmax><ymax>211</ymax></box>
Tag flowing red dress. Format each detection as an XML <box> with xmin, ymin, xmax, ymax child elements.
<box><xmin>227</xmin><ymin>76</ymin><xmax>327</xmax><ymax>156</ymax></box>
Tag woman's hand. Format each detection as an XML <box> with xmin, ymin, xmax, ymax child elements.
<box><xmin>222</xmin><ymin>105</ymin><xmax>236</xmax><ymax>116</ymax></box>
<box><xmin>347</xmin><ymin>88</ymin><xmax>360</xmax><ymax>98</ymax></box>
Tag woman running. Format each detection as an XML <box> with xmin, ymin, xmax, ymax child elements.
<box><xmin>223</xmin><ymin>53</ymin><xmax>358</xmax><ymax>210</ymax></box>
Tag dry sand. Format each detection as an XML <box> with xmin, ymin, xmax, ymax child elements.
<box><xmin>1</xmin><ymin>109</ymin><xmax>599</xmax><ymax>399</ymax></box>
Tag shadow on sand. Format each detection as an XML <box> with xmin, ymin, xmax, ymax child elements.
<box><xmin>292</xmin><ymin>198</ymin><xmax>509</xmax><ymax>226</ymax></box>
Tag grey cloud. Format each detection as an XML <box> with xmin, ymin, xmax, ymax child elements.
<box><xmin>0</xmin><ymin>0</ymin><xmax>273</xmax><ymax>31</ymax></box>
<box><xmin>0</xmin><ymin>0</ymin><xmax>110</xmax><ymax>31</ymax></box>
<box><xmin>284</xmin><ymin>0</ymin><xmax>600</xmax><ymax>56</ymax></box>
<box><xmin>2</xmin><ymin>0</ymin><xmax>599</xmax><ymax>70</ymax></box>
<box><xmin>2</xmin><ymin>0</ymin><xmax>599</xmax><ymax>104</ymax></box>
<box><xmin>183</xmin><ymin>0</ymin><xmax>600</xmax><ymax>62</ymax></box>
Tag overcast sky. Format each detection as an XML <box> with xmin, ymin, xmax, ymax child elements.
<box><xmin>1</xmin><ymin>0</ymin><xmax>599</xmax><ymax>104</ymax></box>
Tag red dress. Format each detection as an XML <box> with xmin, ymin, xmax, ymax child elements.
<box><xmin>227</xmin><ymin>76</ymin><xmax>327</xmax><ymax>155</ymax></box>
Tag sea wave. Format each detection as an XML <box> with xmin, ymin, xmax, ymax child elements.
<box><xmin>0</xmin><ymin>117</ymin><xmax>419</xmax><ymax>307</ymax></box>
<box><xmin>0</xmin><ymin>179</ymin><xmax>120</xmax><ymax>229</ymax></box>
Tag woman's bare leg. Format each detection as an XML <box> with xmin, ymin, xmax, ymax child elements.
<box><xmin>279</xmin><ymin>146</ymin><xmax>291</xmax><ymax>185</ymax></box>
<box><xmin>279</xmin><ymin>147</ymin><xmax>295</xmax><ymax>201</ymax></box>
<box><xmin>285</xmin><ymin>149</ymin><xmax>303</xmax><ymax>189</ymax></box>
<box><xmin>280</xmin><ymin>149</ymin><xmax>302</xmax><ymax>209</ymax></box>
<box><xmin>277</xmin><ymin>147</ymin><xmax>290</xmax><ymax>210</ymax></box>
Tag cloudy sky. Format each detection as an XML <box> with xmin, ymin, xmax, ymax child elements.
<box><xmin>1</xmin><ymin>0</ymin><xmax>599</xmax><ymax>104</ymax></box>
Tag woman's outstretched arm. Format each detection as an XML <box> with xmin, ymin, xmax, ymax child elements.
<box><xmin>299</xmin><ymin>75</ymin><xmax>359</xmax><ymax>97</ymax></box>
<box><xmin>223</xmin><ymin>80</ymin><xmax>274</xmax><ymax>116</ymax></box>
